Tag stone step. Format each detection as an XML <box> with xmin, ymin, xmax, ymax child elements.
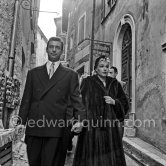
<box><xmin>123</xmin><ymin>137</ymin><xmax>166</xmax><ymax>166</ymax></box>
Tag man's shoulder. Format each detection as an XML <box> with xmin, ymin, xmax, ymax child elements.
<box><xmin>119</xmin><ymin>80</ymin><xmax>126</xmax><ymax>86</ymax></box>
<box><xmin>28</xmin><ymin>64</ymin><xmax>45</xmax><ymax>73</ymax></box>
<box><xmin>118</xmin><ymin>80</ymin><xmax>127</xmax><ymax>91</ymax></box>
<box><xmin>107</xmin><ymin>76</ymin><xmax>118</xmax><ymax>85</ymax></box>
<box><xmin>61</xmin><ymin>65</ymin><xmax>76</xmax><ymax>74</ymax></box>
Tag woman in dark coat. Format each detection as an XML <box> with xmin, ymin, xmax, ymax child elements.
<box><xmin>72</xmin><ymin>56</ymin><xmax>129</xmax><ymax>166</ymax></box>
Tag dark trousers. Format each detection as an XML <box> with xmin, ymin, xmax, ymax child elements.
<box><xmin>67</xmin><ymin>133</ymin><xmax>74</xmax><ymax>151</ymax></box>
<box><xmin>25</xmin><ymin>135</ymin><xmax>68</xmax><ymax>166</ymax></box>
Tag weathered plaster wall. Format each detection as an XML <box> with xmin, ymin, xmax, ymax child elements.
<box><xmin>0</xmin><ymin>0</ymin><xmax>15</xmax><ymax>71</ymax></box>
<box><xmin>99</xmin><ymin>0</ymin><xmax>166</xmax><ymax>152</ymax></box>
<box><xmin>135</xmin><ymin>0</ymin><xmax>166</xmax><ymax>153</ymax></box>
<box><xmin>0</xmin><ymin>0</ymin><xmax>39</xmax><ymax>78</ymax></box>
<box><xmin>0</xmin><ymin>0</ymin><xmax>40</xmax><ymax>112</ymax></box>
<box><xmin>36</xmin><ymin>26</ymin><xmax>48</xmax><ymax>66</ymax></box>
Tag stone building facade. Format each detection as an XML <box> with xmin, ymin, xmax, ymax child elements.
<box><xmin>0</xmin><ymin>0</ymin><xmax>40</xmax><ymax>124</ymax></box>
<box><xmin>65</xmin><ymin>0</ymin><xmax>166</xmax><ymax>153</ymax></box>
<box><xmin>54</xmin><ymin>17</ymin><xmax>67</xmax><ymax>61</ymax></box>
<box><xmin>63</xmin><ymin>0</ymin><xmax>93</xmax><ymax>75</ymax></box>
<box><xmin>0</xmin><ymin>0</ymin><xmax>39</xmax><ymax>79</ymax></box>
<box><xmin>0</xmin><ymin>0</ymin><xmax>14</xmax><ymax>72</ymax></box>
<box><xmin>0</xmin><ymin>0</ymin><xmax>40</xmax><ymax>86</ymax></box>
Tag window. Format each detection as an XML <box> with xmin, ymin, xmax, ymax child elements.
<box><xmin>78</xmin><ymin>14</ymin><xmax>86</xmax><ymax>43</ymax></box>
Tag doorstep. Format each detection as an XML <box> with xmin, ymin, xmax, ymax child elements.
<box><xmin>123</xmin><ymin>137</ymin><xmax>166</xmax><ymax>166</ymax></box>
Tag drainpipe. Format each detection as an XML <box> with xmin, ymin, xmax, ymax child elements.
<box><xmin>89</xmin><ymin>0</ymin><xmax>96</xmax><ymax>75</ymax></box>
<box><xmin>8</xmin><ymin>0</ymin><xmax>20</xmax><ymax>77</ymax></box>
<box><xmin>64</xmin><ymin>15</ymin><xmax>70</xmax><ymax>62</ymax></box>
<box><xmin>2</xmin><ymin>0</ymin><xmax>20</xmax><ymax>129</ymax></box>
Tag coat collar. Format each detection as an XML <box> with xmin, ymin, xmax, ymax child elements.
<box><xmin>91</xmin><ymin>75</ymin><xmax>116</xmax><ymax>95</ymax></box>
<box><xmin>36</xmin><ymin>63</ymin><xmax>67</xmax><ymax>99</ymax></box>
<box><xmin>37</xmin><ymin>64</ymin><xmax>49</xmax><ymax>87</ymax></box>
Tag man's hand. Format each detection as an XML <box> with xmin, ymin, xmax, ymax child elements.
<box><xmin>15</xmin><ymin>125</ymin><xmax>25</xmax><ymax>140</ymax></box>
<box><xmin>71</xmin><ymin>122</ymin><xmax>83</xmax><ymax>134</ymax></box>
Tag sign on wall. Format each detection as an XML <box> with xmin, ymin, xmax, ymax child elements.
<box><xmin>93</xmin><ymin>42</ymin><xmax>112</xmax><ymax>57</ymax></box>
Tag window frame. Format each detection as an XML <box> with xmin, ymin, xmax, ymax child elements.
<box><xmin>69</xmin><ymin>32</ymin><xmax>74</xmax><ymax>50</ymax></box>
<box><xmin>101</xmin><ymin>0</ymin><xmax>105</xmax><ymax>21</ymax></box>
<box><xmin>78</xmin><ymin>12</ymin><xmax>86</xmax><ymax>44</ymax></box>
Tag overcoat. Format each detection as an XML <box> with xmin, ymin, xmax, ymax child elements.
<box><xmin>73</xmin><ymin>75</ymin><xmax>129</xmax><ymax>166</ymax></box>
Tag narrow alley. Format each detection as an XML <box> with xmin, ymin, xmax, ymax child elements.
<box><xmin>1</xmin><ymin>0</ymin><xmax>166</xmax><ymax>166</ymax></box>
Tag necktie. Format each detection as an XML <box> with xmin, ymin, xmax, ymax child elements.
<box><xmin>49</xmin><ymin>62</ymin><xmax>55</xmax><ymax>79</ymax></box>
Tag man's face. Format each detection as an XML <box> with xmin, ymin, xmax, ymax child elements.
<box><xmin>109</xmin><ymin>68</ymin><xmax>117</xmax><ymax>78</ymax></box>
<box><xmin>46</xmin><ymin>40</ymin><xmax>63</xmax><ymax>62</ymax></box>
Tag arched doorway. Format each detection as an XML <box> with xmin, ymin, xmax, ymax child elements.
<box><xmin>121</xmin><ymin>24</ymin><xmax>132</xmax><ymax>108</ymax></box>
<box><xmin>113</xmin><ymin>14</ymin><xmax>136</xmax><ymax>115</ymax></box>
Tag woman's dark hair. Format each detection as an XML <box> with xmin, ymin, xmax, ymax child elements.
<box><xmin>94</xmin><ymin>55</ymin><xmax>108</xmax><ymax>70</ymax></box>
<box><xmin>46</xmin><ymin>37</ymin><xmax>64</xmax><ymax>51</ymax></box>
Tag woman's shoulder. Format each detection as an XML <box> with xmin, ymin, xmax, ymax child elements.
<box><xmin>81</xmin><ymin>75</ymin><xmax>93</xmax><ymax>84</ymax></box>
<box><xmin>80</xmin><ymin>75</ymin><xmax>98</xmax><ymax>89</ymax></box>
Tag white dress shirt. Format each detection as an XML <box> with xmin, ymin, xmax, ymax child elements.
<box><xmin>46</xmin><ymin>60</ymin><xmax>60</xmax><ymax>75</ymax></box>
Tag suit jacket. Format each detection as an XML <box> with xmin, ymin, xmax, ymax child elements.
<box><xmin>19</xmin><ymin>64</ymin><xmax>86</xmax><ymax>137</ymax></box>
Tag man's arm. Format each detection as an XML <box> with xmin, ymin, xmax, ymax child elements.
<box><xmin>69</xmin><ymin>72</ymin><xmax>86</xmax><ymax>133</ymax></box>
<box><xmin>69</xmin><ymin>72</ymin><xmax>86</xmax><ymax>121</ymax></box>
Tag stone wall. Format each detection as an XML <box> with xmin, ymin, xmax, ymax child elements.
<box><xmin>0</xmin><ymin>0</ymin><xmax>15</xmax><ymax>71</ymax></box>
<box><xmin>0</xmin><ymin>0</ymin><xmax>40</xmax><ymax>119</ymax></box>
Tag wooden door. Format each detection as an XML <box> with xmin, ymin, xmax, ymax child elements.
<box><xmin>121</xmin><ymin>24</ymin><xmax>132</xmax><ymax>108</ymax></box>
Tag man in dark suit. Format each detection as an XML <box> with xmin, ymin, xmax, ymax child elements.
<box><xmin>109</xmin><ymin>66</ymin><xmax>128</xmax><ymax>138</ymax></box>
<box><xmin>17</xmin><ymin>37</ymin><xmax>86</xmax><ymax>166</ymax></box>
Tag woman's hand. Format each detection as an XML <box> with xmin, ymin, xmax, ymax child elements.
<box><xmin>104</xmin><ymin>96</ymin><xmax>115</xmax><ymax>105</ymax></box>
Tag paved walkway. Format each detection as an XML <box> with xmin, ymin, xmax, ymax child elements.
<box><xmin>13</xmin><ymin>141</ymin><xmax>29</xmax><ymax>166</ymax></box>
<box><xmin>13</xmin><ymin>142</ymin><xmax>75</xmax><ymax>166</ymax></box>
<box><xmin>13</xmin><ymin>136</ymin><xmax>140</xmax><ymax>166</ymax></box>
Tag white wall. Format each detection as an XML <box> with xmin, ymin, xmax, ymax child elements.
<box><xmin>36</xmin><ymin>30</ymin><xmax>48</xmax><ymax>66</ymax></box>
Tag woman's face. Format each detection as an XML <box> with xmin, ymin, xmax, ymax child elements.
<box><xmin>95</xmin><ymin>59</ymin><xmax>109</xmax><ymax>78</ymax></box>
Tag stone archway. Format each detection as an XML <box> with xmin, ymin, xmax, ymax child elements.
<box><xmin>113</xmin><ymin>14</ymin><xmax>136</xmax><ymax>115</ymax></box>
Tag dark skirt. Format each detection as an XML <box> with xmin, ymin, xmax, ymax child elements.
<box><xmin>73</xmin><ymin>125</ymin><xmax>126</xmax><ymax>166</ymax></box>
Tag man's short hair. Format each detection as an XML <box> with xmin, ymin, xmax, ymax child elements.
<box><xmin>46</xmin><ymin>37</ymin><xmax>64</xmax><ymax>51</ymax></box>
<box><xmin>110</xmin><ymin>66</ymin><xmax>118</xmax><ymax>73</ymax></box>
